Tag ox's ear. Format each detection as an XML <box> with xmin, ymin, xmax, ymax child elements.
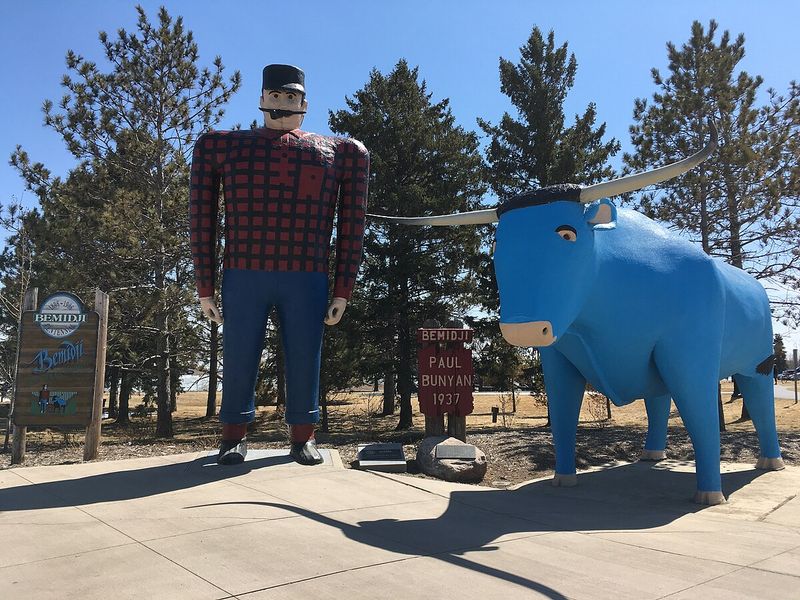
<box><xmin>583</xmin><ymin>199</ymin><xmax>617</xmax><ymax>230</ymax></box>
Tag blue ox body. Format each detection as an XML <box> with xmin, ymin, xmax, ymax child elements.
<box><xmin>372</xmin><ymin>131</ymin><xmax>784</xmax><ymax>504</ymax></box>
<box><xmin>493</xmin><ymin>187</ymin><xmax>781</xmax><ymax>503</ymax></box>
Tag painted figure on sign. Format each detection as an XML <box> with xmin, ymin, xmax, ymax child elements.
<box><xmin>374</xmin><ymin>124</ymin><xmax>784</xmax><ymax>505</ymax></box>
<box><xmin>53</xmin><ymin>394</ymin><xmax>67</xmax><ymax>414</ymax></box>
<box><xmin>38</xmin><ymin>384</ymin><xmax>49</xmax><ymax>414</ymax></box>
<box><xmin>190</xmin><ymin>64</ymin><xmax>369</xmax><ymax>466</ymax></box>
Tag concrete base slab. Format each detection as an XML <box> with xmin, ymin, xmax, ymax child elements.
<box><xmin>197</xmin><ymin>447</ymin><xmax>343</xmax><ymax>470</ymax></box>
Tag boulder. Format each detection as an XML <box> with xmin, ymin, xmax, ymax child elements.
<box><xmin>416</xmin><ymin>436</ymin><xmax>487</xmax><ymax>483</ymax></box>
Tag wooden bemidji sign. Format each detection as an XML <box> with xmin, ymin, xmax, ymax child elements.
<box><xmin>14</xmin><ymin>292</ymin><xmax>100</xmax><ymax>426</ymax></box>
<box><xmin>417</xmin><ymin>328</ymin><xmax>475</xmax><ymax>416</ymax></box>
<box><xmin>10</xmin><ymin>289</ymin><xmax>109</xmax><ymax>464</ymax></box>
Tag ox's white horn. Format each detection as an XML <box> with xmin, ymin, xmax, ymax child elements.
<box><xmin>579</xmin><ymin>123</ymin><xmax>718</xmax><ymax>204</ymax></box>
<box><xmin>368</xmin><ymin>209</ymin><xmax>499</xmax><ymax>226</ymax></box>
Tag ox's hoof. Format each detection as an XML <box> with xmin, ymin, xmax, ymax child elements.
<box><xmin>693</xmin><ymin>490</ymin><xmax>727</xmax><ymax>505</ymax></box>
<box><xmin>640</xmin><ymin>449</ymin><xmax>667</xmax><ymax>462</ymax></box>
<box><xmin>551</xmin><ymin>473</ymin><xmax>577</xmax><ymax>487</ymax></box>
<box><xmin>756</xmin><ymin>456</ymin><xmax>785</xmax><ymax>471</ymax></box>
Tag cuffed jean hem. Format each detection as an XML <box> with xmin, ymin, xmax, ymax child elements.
<box><xmin>219</xmin><ymin>408</ymin><xmax>257</xmax><ymax>425</ymax></box>
<box><xmin>285</xmin><ymin>408</ymin><xmax>320</xmax><ymax>426</ymax></box>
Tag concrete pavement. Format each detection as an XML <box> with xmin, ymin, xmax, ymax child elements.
<box><xmin>1</xmin><ymin>450</ymin><xmax>798</xmax><ymax>599</ymax></box>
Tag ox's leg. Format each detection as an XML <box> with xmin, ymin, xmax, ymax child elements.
<box><xmin>541</xmin><ymin>348</ymin><xmax>585</xmax><ymax>487</ymax></box>
<box><xmin>641</xmin><ymin>394</ymin><xmax>670</xmax><ymax>461</ymax></box>
<box><xmin>734</xmin><ymin>373</ymin><xmax>784</xmax><ymax>470</ymax></box>
<box><xmin>654</xmin><ymin>346</ymin><xmax>725</xmax><ymax>505</ymax></box>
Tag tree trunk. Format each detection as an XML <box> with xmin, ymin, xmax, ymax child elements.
<box><xmin>170</xmin><ymin>356</ymin><xmax>179</xmax><ymax>413</ymax></box>
<box><xmin>108</xmin><ymin>365</ymin><xmax>120</xmax><ymax>419</ymax></box>
<box><xmin>698</xmin><ymin>178</ymin><xmax>710</xmax><ymax>254</ymax></box>
<box><xmin>382</xmin><ymin>371</ymin><xmax>395</xmax><ymax>415</ymax></box>
<box><xmin>320</xmin><ymin>392</ymin><xmax>329</xmax><ymax>432</ymax></box>
<box><xmin>697</xmin><ymin>170</ymin><xmax>727</xmax><ymax>431</ymax></box>
<box><xmin>395</xmin><ymin>281</ymin><xmax>414</xmax><ymax>430</ymax></box>
<box><xmin>724</xmin><ymin>182</ymin><xmax>751</xmax><ymax>422</ymax></box>
<box><xmin>206</xmin><ymin>319</ymin><xmax>219</xmax><ymax>417</ymax></box>
<box><xmin>396</xmin><ymin>351</ymin><xmax>413</xmax><ymax>429</ymax></box>
<box><xmin>276</xmin><ymin>326</ymin><xmax>286</xmax><ymax>416</ymax></box>
<box><xmin>511</xmin><ymin>378</ymin><xmax>516</xmax><ymax>413</ymax></box>
<box><xmin>116</xmin><ymin>369</ymin><xmax>131</xmax><ymax>426</ymax></box>
<box><xmin>154</xmin><ymin>125</ymin><xmax>172</xmax><ymax>437</ymax></box>
<box><xmin>155</xmin><ymin>314</ymin><xmax>173</xmax><ymax>437</ymax></box>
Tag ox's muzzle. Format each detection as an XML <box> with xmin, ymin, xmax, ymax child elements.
<box><xmin>500</xmin><ymin>321</ymin><xmax>556</xmax><ymax>347</ymax></box>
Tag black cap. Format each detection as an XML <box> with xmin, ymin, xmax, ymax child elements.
<box><xmin>262</xmin><ymin>64</ymin><xmax>305</xmax><ymax>94</ymax></box>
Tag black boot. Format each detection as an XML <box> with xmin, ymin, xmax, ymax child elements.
<box><xmin>217</xmin><ymin>438</ymin><xmax>247</xmax><ymax>465</ymax></box>
<box><xmin>289</xmin><ymin>439</ymin><xmax>324</xmax><ymax>465</ymax></box>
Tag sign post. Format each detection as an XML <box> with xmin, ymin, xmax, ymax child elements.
<box><xmin>10</xmin><ymin>289</ymin><xmax>109</xmax><ymax>464</ymax></box>
<box><xmin>84</xmin><ymin>290</ymin><xmax>109</xmax><ymax>460</ymax></box>
<box><xmin>10</xmin><ymin>288</ymin><xmax>38</xmax><ymax>464</ymax></box>
<box><xmin>417</xmin><ymin>327</ymin><xmax>474</xmax><ymax>442</ymax></box>
<box><xmin>794</xmin><ymin>348</ymin><xmax>798</xmax><ymax>406</ymax></box>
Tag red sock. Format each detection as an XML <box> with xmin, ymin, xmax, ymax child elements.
<box><xmin>290</xmin><ymin>424</ymin><xmax>315</xmax><ymax>443</ymax></box>
<box><xmin>222</xmin><ymin>423</ymin><xmax>248</xmax><ymax>441</ymax></box>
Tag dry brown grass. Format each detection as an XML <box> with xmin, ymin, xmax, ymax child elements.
<box><xmin>139</xmin><ymin>380</ymin><xmax>800</xmax><ymax>430</ymax></box>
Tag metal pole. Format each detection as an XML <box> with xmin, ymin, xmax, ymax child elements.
<box><xmin>794</xmin><ymin>349</ymin><xmax>798</xmax><ymax>406</ymax></box>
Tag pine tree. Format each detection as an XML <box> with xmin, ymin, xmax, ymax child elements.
<box><xmin>330</xmin><ymin>60</ymin><xmax>488</xmax><ymax>430</ymax></box>
<box><xmin>627</xmin><ymin>21</ymin><xmax>800</xmax><ymax>273</ymax></box>
<box><xmin>476</xmin><ymin>26</ymin><xmax>620</xmax><ymax>422</ymax></box>
<box><xmin>10</xmin><ymin>6</ymin><xmax>240</xmax><ymax>436</ymax></box>
<box><xmin>0</xmin><ymin>202</ymin><xmax>35</xmax><ymax>400</ymax></box>
<box><xmin>625</xmin><ymin>20</ymin><xmax>800</xmax><ymax>420</ymax></box>
<box><xmin>478</xmin><ymin>26</ymin><xmax>620</xmax><ymax>197</ymax></box>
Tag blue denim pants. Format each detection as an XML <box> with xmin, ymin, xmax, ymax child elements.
<box><xmin>220</xmin><ymin>269</ymin><xmax>328</xmax><ymax>426</ymax></box>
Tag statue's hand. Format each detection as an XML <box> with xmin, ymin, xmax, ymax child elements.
<box><xmin>200</xmin><ymin>297</ymin><xmax>223</xmax><ymax>324</ymax></box>
<box><xmin>324</xmin><ymin>297</ymin><xmax>347</xmax><ymax>326</ymax></box>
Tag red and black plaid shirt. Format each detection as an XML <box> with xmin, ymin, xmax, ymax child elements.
<box><xmin>189</xmin><ymin>128</ymin><xmax>369</xmax><ymax>299</ymax></box>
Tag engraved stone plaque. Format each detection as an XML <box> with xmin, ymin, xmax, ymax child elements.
<box><xmin>435</xmin><ymin>443</ymin><xmax>477</xmax><ymax>460</ymax></box>
<box><xmin>357</xmin><ymin>443</ymin><xmax>407</xmax><ymax>472</ymax></box>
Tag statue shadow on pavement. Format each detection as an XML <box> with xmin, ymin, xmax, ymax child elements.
<box><xmin>0</xmin><ymin>452</ymin><xmax>294</xmax><ymax>511</ymax></box>
<box><xmin>184</xmin><ymin>463</ymin><xmax>766</xmax><ymax>599</ymax></box>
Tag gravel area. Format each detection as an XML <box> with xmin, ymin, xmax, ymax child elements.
<box><xmin>4</xmin><ymin>416</ymin><xmax>799</xmax><ymax>489</ymax></box>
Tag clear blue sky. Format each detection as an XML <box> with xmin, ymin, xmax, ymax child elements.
<box><xmin>2</xmin><ymin>0</ymin><xmax>799</xmax><ymax>350</ymax></box>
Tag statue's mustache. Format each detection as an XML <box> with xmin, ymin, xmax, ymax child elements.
<box><xmin>259</xmin><ymin>108</ymin><xmax>307</xmax><ymax>119</ymax></box>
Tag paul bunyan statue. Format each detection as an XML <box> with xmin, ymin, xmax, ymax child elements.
<box><xmin>190</xmin><ymin>64</ymin><xmax>369</xmax><ymax>466</ymax></box>
<box><xmin>373</xmin><ymin>125</ymin><xmax>784</xmax><ymax>505</ymax></box>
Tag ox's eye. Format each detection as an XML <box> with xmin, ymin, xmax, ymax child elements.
<box><xmin>556</xmin><ymin>225</ymin><xmax>577</xmax><ymax>242</ymax></box>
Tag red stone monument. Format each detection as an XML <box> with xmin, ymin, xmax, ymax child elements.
<box><xmin>417</xmin><ymin>327</ymin><xmax>474</xmax><ymax>441</ymax></box>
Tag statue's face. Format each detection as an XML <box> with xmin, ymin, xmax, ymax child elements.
<box><xmin>259</xmin><ymin>89</ymin><xmax>307</xmax><ymax>130</ymax></box>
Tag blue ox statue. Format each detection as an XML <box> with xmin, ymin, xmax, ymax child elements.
<box><xmin>372</xmin><ymin>127</ymin><xmax>783</xmax><ymax>504</ymax></box>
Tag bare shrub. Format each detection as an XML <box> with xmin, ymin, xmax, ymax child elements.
<box><xmin>530</xmin><ymin>392</ymin><xmax>548</xmax><ymax>407</ymax></box>
<box><xmin>498</xmin><ymin>392</ymin><xmax>516</xmax><ymax>428</ymax></box>
<box><xmin>585</xmin><ymin>391</ymin><xmax>612</xmax><ymax>428</ymax></box>
<box><xmin>337</xmin><ymin>392</ymin><xmax>382</xmax><ymax>438</ymax></box>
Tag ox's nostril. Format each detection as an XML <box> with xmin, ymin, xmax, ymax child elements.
<box><xmin>542</xmin><ymin>327</ymin><xmax>549</xmax><ymax>335</ymax></box>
